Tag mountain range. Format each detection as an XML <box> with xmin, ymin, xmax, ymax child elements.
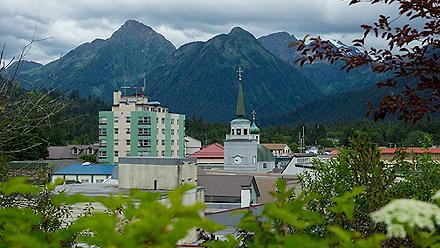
<box><xmin>11</xmin><ymin>20</ymin><xmax>383</xmax><ymax>123</ymax></box>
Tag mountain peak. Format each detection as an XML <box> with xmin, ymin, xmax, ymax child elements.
<box><xmin>110</xmin><ymin>20</ymin><xmax>156</xmax><ymax>39</ymax></box>
<box><xmin>121</xmin><ymin>20</ymin><xmax>153</xmax><ymax>31</ymax></box>
<box><xmin>228</xmin><ymin>27</ymin><xmax>255</xmax><ymax>39</ymax></box>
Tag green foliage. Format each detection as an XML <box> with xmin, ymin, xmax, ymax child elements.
<box><xmin>300</xmin><ymin>133</ymin><xmax>395</xmax><ymax>235</ymax></box>
<box><xmin>207</xmin><ymin>181</ymin><xmax>388</xmax><ymax>248</ymax></box>
<box><xmin>390</xmin><ymin>152</ymin><xmax>440</xmax><ymax>202</ymax></box>
<box><xmin>79</xmin><ymin>154</ymin><xmax>97</xmax><ymax>163</ymax></box>
<box><xmin>0</xmin><ymin>178</ymin><xmax>222</xmax><ymax>248</ymax></box>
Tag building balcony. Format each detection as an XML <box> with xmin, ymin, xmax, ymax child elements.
<box><xmin>138</xmin><ymin>133</ymin><xmax>151</xmax><ymax>136</ymax></box>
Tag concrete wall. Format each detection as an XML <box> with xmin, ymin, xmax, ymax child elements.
<box><xmin>118</xmin><ymin>157</ymin><xmax>197</xmax><ymax>190</ymax></box>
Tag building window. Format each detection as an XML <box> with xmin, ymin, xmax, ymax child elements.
<box><xmin>138</xmin><ymin>128</ymin><xmax>151</xmax><ymax>136</ymax></box>
<box><xmin>244</xmin><ymin>129</ymin><xmax>248</xmax><ymax>135</ymax></box>
<box><xmin>171</xmin><ymin>129</ymin><xmax>174</xmax><ymax>135</ymax></box>
<box><xmin>161</xmin><ymin>140</ymin><xmax>165</xmax><ymax>146</ymax></box>
<box><xmin>171</xmin><ymin>139</ymin><xmax>174</xmax><ymax>145</ymax></box>
<box><xmin>126</xmin><ymin>116</ymin><xmax>131</xmax><ymax>123</ymax></box>
<box><xmin>126</xmin><ymin>128</ymin><xmax>130</xmax><ymax>134</ymax></box>
<box><xmin>96</xmin><ymin>179</ymin><xmax>104</xmax><ymax>183</ymax></box>
<box><xmin>236</xmin><ymin>129</ymin><xmax>241</xmax><ymax>135</ymax></box>
<box><xmin>115</xmin><ymin>128</ymin><xmax>119</xmax><ymax>134</ymax></box>
<box><xmin>99</xmin><ymin>139</ymin><xmax>107</xmax><ymax>147</ymax></box>
<box><xmin>177</xmin><ymin>119</ymin><xmax>179</xmax><ymax>125</ymax></box>
<box><xmin>170</xmin><ymin>150</ymin><xmax>174</xmax><ymax>156</ymax></box>
<box><xmin>115</xmin><ymin>139</ymin><xmax>119</xmax><ymax>145</ymax></box>
<box><xmin>162</xmin><ymin>129</ymin><xmax>165</xmax><ymax>135</ymax></box>
<box><xmin>171</xmin><ymin>119</ymin><xmax>174</xmax><ymax>124</ymax></box>
<box><xmin>81</xmin><ymin>179</ymin><xmax>89</xmax><ymax>183</ymax></box>
<box><xmin>99</xmin><ymin>117</ymin><xmax>107</xmax><ymax>124</ymax></box>
<box><xmin>138</xmin><ymin>116</ymin><xmax>151</xmax><ymax>125</ymax></box>
<box><xmin>231</xmin><ymin>128</ymin><xmax>235</xmax><ymax>135</ymax></box>
<box><xmin>99</xmin><ymin>151</ymin><xmax>107</xmax><ymax>158</ymax></box>
<box><xmin>71</xmin><ymin>147</ymin><xmax>79</xmax><ymax>155</ymax></box>
<box><xmin>161</xmin><ymin>118</ymin><xmax>165</xmax><ymax>124</ymax></box>
<box><xmin>138</xmin><ymin>139</ymin><xmax>151</xmax><ymax>148</ymax></box>
<box><xmin>126</xmin><ymin>139</ymin><xmax>131</xmax><ymax>146</ymax></box>
<box><xmin>263</xmin><ymin>163</ymin><xmax>267</xmax><ymax>169</ymax></box>
<box><xmin>114</xmin><ymin>117</ymin><xmax>119</xmax><ymax>124</ymax></box>
<box><xmin>115</xmin><ymin>151</ymin><xmax>119</xmax><ymax>157</ymax></box>
<box><xmin>161</xmin><ymin>150</ymin><xmax>165</xmax><ymax>156</ymax></box>
<box><xmin>99</xmin><ymin>128</ymin><xmax>107</xmax><ymax>136</ymax></box>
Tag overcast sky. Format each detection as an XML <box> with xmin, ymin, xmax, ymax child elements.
<box><xmin>0</xmin><ymin>0</ymin><xmax>400</xmax><ymax>64</ymax></box>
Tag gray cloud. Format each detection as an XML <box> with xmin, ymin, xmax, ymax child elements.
<box><xmin>0</xmin><ymin>0</ymin><xmax>401</xmax><ymax>64</ymax></box>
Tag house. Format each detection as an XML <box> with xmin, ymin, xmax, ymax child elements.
<box><xmin>380</xmin><ymin>147</ymin><xmax>440</xmax><ymax>162</ymax></box>
<box><xmin>51</xmin><ymin>163</ymin><xmax>116</xmax><ymax>183</ymax></box>
<box><xmin>185</xmin><ymin>136</ymin><xmax>202</xmax><ymax>156</ymax></box>
<box><xmin>191</xmin><ymin>143</ymin><xmax>224</xmax><ymax>169</ymax></box>
<box><xmin>262</xmin><ymin>143</ymin><xmax>292</xmax><ymax>157</ymax></box>
<box><xmin>197</xmin><ymin>170</ymin><xmax>260</xmax><ymax>212</ymax></box>
<box><xmin>306</xmin><ymin>146</ymin><xmax>319</xmax><ymax>155</ymax></box>
<box><xmin>98</xmin><ymin>90</ymin><xmax>185</xmax><ymax>163</ymax></box>
<box><xmin>47</xmin><ymin>144</ymin><xmax>99</xmax><ymax>163</ymax></box>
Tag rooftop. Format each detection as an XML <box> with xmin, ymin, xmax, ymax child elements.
<box><xmin>197</xmin><ymin>174</ymin><xmax>259</xmax><ymax>197</ymax></box>
<box><xmin>262</xmin><ymin>143</ymin><xmax>288</xmax><ymax>150</ymax></box>
<box><xmin>53</xmin><ymin>164</ymin><xmax>116</xmax><ymax>175</ymax></box>
<box><xmin>191</xmin><ymin>143</ymin><xmax>224</xmax><ymax>158</ymax></box>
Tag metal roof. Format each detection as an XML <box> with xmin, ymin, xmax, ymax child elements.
<box><xmin>197</xmin><ymin>174</ymin><xmax>260</xmax><ymax>197</ymax></box>
<box><xmin>191</xmin><ymin>143</ymin><xmax>224</xmax><ymax>158</ymax></box>
<box><xmin>52</xmin><ymin>164</ymin><xmax>116</xmax><ymax>175</ymax></box>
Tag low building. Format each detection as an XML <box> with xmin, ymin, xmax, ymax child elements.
<box><xmin>51</xmin><ymin>163</ymin><xmax>116</xmax><ymax>183</ymax></box>
<box><xmin>185</xmin><ymin>136</ymin><xmax>202</xmax><ymax>156</ymax></box>
<box><xmin>47</xmin><ymin>145</ymin><xmax>99</xmax><ymax>165</ymax></box>
<box><xmin>281</xmin><ymin>153</ymin><xmax>318</xmax><ymax>176</ymax></box>
<box><xmin>262</xmin><ymin>143</ymin><xmax>292</xmax><ymax>157</ymax></box>
<box><xmin>191</xmin><ymin>143</ymin><xmax>225</xmax><ymax>169</ymax></box>
<box><xmin>54</xmin><ymin>156</ymin><xmax>203</xmax><ymax>245</ymax></box>
<box><xmin>380</xmin><ymin>147</ymin><xmax>440</xmax><ymax>162</ymax></box>
<box><xmin>118</xmin><ymin>157</ymin><xmax>197</xmax><ymax>190</ymax></box>
<box><xmin>197</xmin><ymin>171</ymin><xmax>260</xmax><ymax>212</ymax></box>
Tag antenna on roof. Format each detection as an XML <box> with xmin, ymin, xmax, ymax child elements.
<box><xmin>123</xmin><ymin>70</ymin><xmax>128</xmax><ymax>97</ymax></box>
<box><xmin>143</xmin><ymin>72</ymin><xmax>146</xmax><ymax>96</ymax></box>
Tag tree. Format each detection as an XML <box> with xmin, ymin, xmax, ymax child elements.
<box><xmin>300</xmin><ymin>134</ymin><xmax>395</xmax><ymax>235</ymax></box>
<box><xmin>0</xmin><ymin>42</ymin><xmax>65</xmax><ymax>162</ymax></box>
<box><xmin>293</xmin><ymin>0</ymin><xmax>439</xmax><ymax>123</ymax></box>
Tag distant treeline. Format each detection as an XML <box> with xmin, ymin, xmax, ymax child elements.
<box><xmin>186</xmin><ymin>117</ymin><xmax>440</xmax><ymax>151</ymax></box>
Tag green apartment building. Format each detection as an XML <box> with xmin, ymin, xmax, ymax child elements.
<box><xmin>98</xmin><ymin>91</ymin><xmax>185</xmax><ymax>163</ymax></box>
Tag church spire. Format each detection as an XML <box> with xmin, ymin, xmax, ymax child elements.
<box><xmin>236</xmin><ymin>67</ymin><xmax>245</xmax><ymax>118</ymax></box>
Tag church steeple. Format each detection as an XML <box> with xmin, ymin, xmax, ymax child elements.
<box><xmin>236</xmin><ymin>67</ymin><xmax>245</xmax><ymax>118</ymax></box>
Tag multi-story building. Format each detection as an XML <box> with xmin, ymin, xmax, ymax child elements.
<box><xmin>98</xmin><ymin>91</ymin><xmax>185</xmax><ymax>163</ymax></box>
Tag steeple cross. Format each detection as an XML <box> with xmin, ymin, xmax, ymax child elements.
<box><xmin>252</xmin><ymin>110</ymin><xmax>256</xmax><ymax>121</ymax></box>
<box><xmin>237</xmin><ymin>67</ymin><xmax>243</xmax><ymax>81</ymax></box>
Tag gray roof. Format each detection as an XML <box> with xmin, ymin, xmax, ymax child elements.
<box><xmin>48</xmin><ymin>145</ymin><xmax>98</xmax><ymax>160</ymax></box>
<box><xmin>197</xmin><ymin>174</ymin><xmax>260</xmax><ymax>197</ymax></box>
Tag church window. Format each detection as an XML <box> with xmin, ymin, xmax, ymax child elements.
<box><xmin>244</xmin><ymin>129</ymin><xmax>248</xmax><ymax>135</ymax></box>
<box><xmin>237</xmin><ymin>129</ymin><xmax>241</xmax><ymax>135</ymax></box>
<box><xmin>263</xmin><ymin>163</ymin><xmax>267</xmax><ymax>169</ymax></box>
<box><xmin>231</xmin><ymin>128</ymin><xmax>235</xmax><ymax>135</ymax></box>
